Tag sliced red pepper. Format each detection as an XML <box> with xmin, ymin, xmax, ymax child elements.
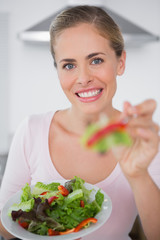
<box><xmin>48</xmin><ymin>196</ymin><xmax>58</xmax><ymax>204</ymax></box>
<box><xmin>80</xmin><ymin>200</ymin><xmax>85</xmax><ymax>208</ymax></box>
<box><xmin>40</xmin><ymin>191</ymin><xmax>49</xmax><ymax>195</ymax></box>
<box><xmin>74</xmin><ymin>218</ymin><xmax>97</xmax><ymax>232</ymax></box>
<box><xmin>48</xmin><ymin>228</ymin><xmax>59</xmax><ymax>236</ymax></box>
<box><xmin>59</xmin><ymin>228</ymin><xmax>75</xmax><ymax>235</ymax></box>
<box><xmin>87</xmin><ymin>121</ymin><xmax>127</xmax><ymax>147</ymax></box>
<box><xmin>58</xmin><ymin>185</ymin><xmax>69</xmax><ymax>196</ymax></box>
<box><xmin>18</xmin><ymin>220</ymin><xmax>29</xmax><ymax>229</ymax></box>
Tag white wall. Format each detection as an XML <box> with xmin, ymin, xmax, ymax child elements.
<box><xmin>0</xmin><ymin>0</ymin><xmax>160</xmax><ymax>153</ymax></box>
<box><xmin>106</xmin><ymin>0</ymin><xmax>160</xmax><ymax>121</ymax></box>
<box><xmin>0</xmin><ymin>12</ymin><xmax>10</xmax><ymax>153</ymax></box>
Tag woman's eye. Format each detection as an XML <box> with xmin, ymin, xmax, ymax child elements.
<box><xmin>92</xmin><ymin>58</ymin><xmax>103</xmax><ymax>65</ymax></box>
<box><xmin>63</xmin><ymin>64</ymin><xmax>75</xmax><ymax>70</ymax></box>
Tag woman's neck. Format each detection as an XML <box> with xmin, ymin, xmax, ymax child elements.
<box><xmin>64</xmin><ymin>105</ymin><xmax>120</xmax><ymax>136</ymax></box>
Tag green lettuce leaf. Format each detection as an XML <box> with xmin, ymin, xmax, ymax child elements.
<box><xmin>28</xmin><ymin>221</ymin><xmax>48</xmax><ymax>235</ymax></box>
<box><xmin>71</xmin><ymin>176</ymin><xmax>92</xmax><ymax>202</ymax></box>
<box><xmin>21</xmin><ymin>183</ymin><xmax>32</xmax><ymax>202</ymax></box>
<box><xmin>95</xmin><ymin>189</ymin><xmax>104</xmax><ymax>207</ymax></box>
<box><xmin>65</xmin><ymin>189</ymin><xmax>83</xmax><ymax>205</ymax></box>
<box><xmin>32</xmin><ymin>182</ymin><xmax>60</xmax><ymax>196</ymax></box>
<box><xmin>8</xmin><ymin>198</ymin><xmax>34</xmax><ymax>216</ymax></box>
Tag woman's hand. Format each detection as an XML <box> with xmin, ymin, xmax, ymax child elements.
<box><xmin>113</xmin><ymin>99</ymin><xmax>159</xmax><ymax>181</ymax></box>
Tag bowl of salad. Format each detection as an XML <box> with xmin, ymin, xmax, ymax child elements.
<box><xmin>1</xmin><ymin>176</ymin><xmax>112</xmax><ymax>240</ymax></box>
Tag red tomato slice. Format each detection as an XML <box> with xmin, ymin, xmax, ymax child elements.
<box><xmin>58</xmin><ymin>185</ymin><xmax>69</xmax><ymax>196</ymax></box>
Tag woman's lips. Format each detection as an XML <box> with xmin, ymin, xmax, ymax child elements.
<box><xmin>75</xmin><ymin>88</ymin><xmax>103</xmax><ymax>103</ymax></box>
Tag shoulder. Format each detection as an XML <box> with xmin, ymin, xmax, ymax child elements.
<box><xmin>12</xmin><ymin>111</ymin><xmax>55</xmax><ymax>143</ymax></box>
<box><xmin>27</xmin><ymin>111</ymin><xmax>54</xmax><ymax>126</ymax></box>
<box><xmin>24</xmin><ymin>111</ymin><xmax>55</xmax><ymax>133</ymax></box>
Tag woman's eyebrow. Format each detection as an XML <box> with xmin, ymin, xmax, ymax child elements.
<box><xmin>86</xmin><ymin>52</ymin><xmax>106</xmax><ymax>59</ymax></box>
<box><xmin>59</xmin><ymin>52</ymin><xmax>105</xmax><ymax>63</ymax></box>
<box><xmin>60</xmin><ymin>58</ymin><xmax>76</xmax><ymax>63</ymax></box>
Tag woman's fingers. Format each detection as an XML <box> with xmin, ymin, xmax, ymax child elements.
<box><xmin>151</xmin><ymin>122</ymin><xmax>160</xmax><ymax>133</ymax></box>
<box><xmin>121</xmin><ymin>100</ymin><xmax>158</xmax><ymax>137</ymax></box>
<box><xmin>127</xmin><ymin>116</ymin><xmax>152</xmax><ymax>128</ymax></box>
<box><xmin>124</xmin><ymin>99</ymin><xmax>157</xmax><ymax>117</ymax></box>
<box><xmin>135</xmin><ymin>99</ymin><xmax>157</xmax><ymax>116</ymax></box>
<box><xmin>127</xmin><ymin>118</ymin><xmax>159</xmax><ymax>132</ymax></box>
<box><xmin>127</xmin><ymin>121</ymin><xmax>159</xmax><ymax>140</ymax></box>
<box><xmin>136</xmin><ymin>127</ymin><xmax>158</xmax><ymax>141</ymax></box>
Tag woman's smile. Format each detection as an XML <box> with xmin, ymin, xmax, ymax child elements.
<box><xmin>75</xmin><ymin>88</ymin><xmax>103</xmax><ymax>102</ymax></box>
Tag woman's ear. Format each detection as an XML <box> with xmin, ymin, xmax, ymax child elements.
<box><xmin>117</xmin><ymin>50</ymin><xmax>126</xmax><ymax>76</ymax></box>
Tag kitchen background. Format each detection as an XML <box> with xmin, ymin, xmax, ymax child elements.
<box><xmin>0</xmin><ymin>0</ymin><xmax>160</xmax><ymax>239</ymax></box>
<box><xmin>0</xmin><ymin>0</ymin><xmax>160</xmax><ymax>156</ymax></box>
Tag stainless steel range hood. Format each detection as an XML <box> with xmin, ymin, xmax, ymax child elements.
<box><xmin>18</xmin><ymin>6</ymin><xmax>159</xmax><ymax>46</ymax></box>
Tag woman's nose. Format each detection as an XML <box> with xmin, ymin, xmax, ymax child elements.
<box><xmin>76</xmin><ymin>67</ymin><xmax>93</xmax><ymax>86</ymax></box>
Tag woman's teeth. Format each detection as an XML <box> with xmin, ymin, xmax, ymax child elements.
<box><xmin>77</xmin><ymin>89</ymin><xmax>102</xmax><ymax>98</ymax></box>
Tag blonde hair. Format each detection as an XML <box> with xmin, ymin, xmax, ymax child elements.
<box><xmin>49</xmin><ymin>5</ymin><xmax>124</xmax><ymax>66</ymax></box>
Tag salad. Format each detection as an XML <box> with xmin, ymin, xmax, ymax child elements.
<box><xmin>81</xmin><ymin>116</ymin><xmax>132</xmax><ymax>153</ymax></box>
<box><xmin>8</xmin><ymin>177</ymin><xmax>104</xmax><ymax>236</ymax></box>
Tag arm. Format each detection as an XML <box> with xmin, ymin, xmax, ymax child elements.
<box><xmin>114</xmin><ymin>99</ymin><xmax>160</xmax><ymax>240</ymax></box>
<box><xmin>0</xmin><ymin>118</ymin><xmax>31</xmax><ymax>239</ymax></box>
<box><xmin>0</xmin><ymin>221</ymin><xmax>15</xmax><ymax>239</ymax></box>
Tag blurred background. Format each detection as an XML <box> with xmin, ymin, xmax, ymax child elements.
<box><xmin>0</xmin><ymin>0</ymin><xmax>159</xmax><ymax>239</ymax></box>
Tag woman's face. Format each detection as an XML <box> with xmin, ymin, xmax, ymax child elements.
<box><xmin>54</xmin><ymin>23</ymin><xmax>126</xmax><ymax>116</ymax></box>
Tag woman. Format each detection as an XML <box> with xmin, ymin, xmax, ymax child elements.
<box><xmin>0</xmin><ymin>5</ymin><xmax>160</xmax><ymax>240</ymax></box>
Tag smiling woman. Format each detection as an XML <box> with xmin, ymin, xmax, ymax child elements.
<box><xmin>51</xmin><ymin>22</ymin><xmax>125</xmax><ymax>116</ymax></box>
<box><xmin>0</xmin><ymin>5</ymin><xmax>160</xmax><ymax>240</ymax></box>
